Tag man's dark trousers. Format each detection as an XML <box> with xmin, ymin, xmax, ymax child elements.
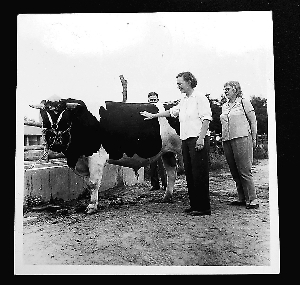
<box><xmin>149</xmin><ymin>157</ymin><xmax>167</xmax><ymax>190</ymax></box>
<box><xmin>182</xmin><ymin>136</ymin><xmax>211</xmax><ymax>211</ymax></box>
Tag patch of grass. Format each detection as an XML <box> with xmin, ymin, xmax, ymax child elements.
<box><xmin>23</xmin><ymin>195</ymin><xmax>46</xmax><ymax>213</ymax></box>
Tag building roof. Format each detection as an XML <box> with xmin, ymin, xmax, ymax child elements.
<box><xmin>24</xmin><ymin>125</ymin><xmax>42</xmax><ymax>136</ymax></box>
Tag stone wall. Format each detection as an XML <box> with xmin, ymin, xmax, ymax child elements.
<box><xmin>24</xmin><ymin>163</ymin><xmax>144</xmax><ymax>205</ymax></box>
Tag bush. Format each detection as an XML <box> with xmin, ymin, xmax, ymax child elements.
<box><xmin>144</xmin><ymin>151</ymin><xmax>228</xmax><ymax>177</ymax></box>
<box><xmin>254</xmin><ymin>143</ymin><xmax>268</xmax><ymax>159</ymax></box>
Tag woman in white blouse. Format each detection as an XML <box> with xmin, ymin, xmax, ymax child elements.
<box><xmin>220</xmin><ymin>81</ymin><xmax>259</xmax><ymax>209</ymax></box>
<box><xmin>140</xmin><ymin>72</ymin><xmax>212</xmax><ymax>216</ymax></box>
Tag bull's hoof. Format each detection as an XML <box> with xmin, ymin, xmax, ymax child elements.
<box><xmin>85</xmin><ymin>204</ymin><xmax>98</xmax><ymax>214</ymax></box>
<box><xmin>162</xmin><ymin>194</ymin><xmax>173</xmax><ymax>203</ymax></box>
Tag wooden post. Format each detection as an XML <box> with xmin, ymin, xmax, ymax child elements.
<box><xmin>119</xmin><ymin>75</ymin><xmax>128</xmax><ymax>103</ymax></box>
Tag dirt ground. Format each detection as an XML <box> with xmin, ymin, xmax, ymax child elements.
<box><xmin>22</xmin><ymin>158</ymin><xmax>270</xmax><ymax>267</ymax></box>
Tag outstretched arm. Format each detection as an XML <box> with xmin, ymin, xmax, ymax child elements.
<box><xmin>140</xmin><ymin>109</ymin><xmax>171</xmax><ymax>120</ymax></box>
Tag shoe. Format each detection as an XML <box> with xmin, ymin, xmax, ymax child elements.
<box><xmin>188</xmin><ymin>210</ymin><xmax>211</xmax><ymax>216</ymax></box>
<box><xmin>230</xmin><ymin>201</ymin><xmax>246</xmax><ymax>206</ymax></box>
<box><xmin>246</xmin><ymin>203</ymin><xmax>259</xmax><ymax>209</ymax></box>
<box><xmin>184</xmin><ymin>207</ymin><xmax>194</xmax><ymax>213</ymax></box>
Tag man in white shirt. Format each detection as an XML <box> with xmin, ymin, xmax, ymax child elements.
<box><xmin>141</xmin><ymin>72</ymin><xmax>212</xmax><ymax>216</ymax></box>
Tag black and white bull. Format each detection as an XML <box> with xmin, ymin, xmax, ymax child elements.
<box><xmin>30</xmin><ymin>98</ymin><xmax>181</xmax><ymax>214</ymax></box>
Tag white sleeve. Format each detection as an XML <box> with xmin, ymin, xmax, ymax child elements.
<box><xmin>197</xmin><ymin>95</ymin><xmax>212</xmax><ymax>121</ymax></box>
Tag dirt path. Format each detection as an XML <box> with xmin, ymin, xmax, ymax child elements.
<box><xmin>22</xmin><ymin>159</ymin><xmax>270</xmax><ymax>267</ymax></box>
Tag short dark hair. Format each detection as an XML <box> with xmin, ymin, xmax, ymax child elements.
<box><xmin>176</xmin><ymin>72</ymin><xmax>197</xmax><ymax>88</ymax></box>
<box><xmin>148</xmin><ymin>92</ymin><xmax>158</xmax><ymax>98</ymax></box>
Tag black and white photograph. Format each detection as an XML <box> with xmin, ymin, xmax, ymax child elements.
<box><xmin>15</xmin><ymin>12</ymin><xmax>279</xmax><ymax>274</ymax></box>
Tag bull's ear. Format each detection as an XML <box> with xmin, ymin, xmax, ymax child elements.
<box><xmin>66</xmin><ymin>103</ymin><xmax>81</xmax><ymax>109</ymax></box>
<box><xmin>29</xmin><ymin>103</ymin><xmax>45</xmax><ymax>109</ymax></box>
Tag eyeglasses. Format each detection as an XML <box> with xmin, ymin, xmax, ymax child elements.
<box><xmin>224</xmin><ymin>87</ymin><xmax>231</xmax><ymax>91</ymax></box>
<box><xmin>149</xmin><ymin>99</ymin><xmax>158</xmax><ymax>103</ymax></box>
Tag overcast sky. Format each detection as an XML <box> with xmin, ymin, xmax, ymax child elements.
<box><xmin>17</xmin><ymin>12</ymin><xmax>274</xmax><ymax>120</ymax></box>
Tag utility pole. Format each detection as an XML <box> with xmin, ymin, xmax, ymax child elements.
<box><xmin>119</xmin><ymin>75</ymin><xmax>128</xmax><ymax>103</ymax></box>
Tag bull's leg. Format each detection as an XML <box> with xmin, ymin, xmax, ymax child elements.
<box><xmin>161</xmin><ymin>152</ymin><xmax>177</xmax><ymax>203</ymax></box>
<box><xmin>86</xmin><ymin>147</ymin><xmax>109</xmax><ymax>214</ymax></box>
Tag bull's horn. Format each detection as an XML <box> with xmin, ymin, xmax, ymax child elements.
<box><xmin>66</xmin><ymin>102</ymin><xmax>81</xmax><ymax>109</ymax></box>
<box><xmin>29</xmin><ymin>103</ymin><xmax>44</xmax><ymax>109</ymax></box>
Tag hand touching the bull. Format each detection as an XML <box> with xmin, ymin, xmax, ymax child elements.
<box><xmin>140</xmin><ymin>111</ymin><xmax>155</xmax><ymax>120</ymax></box>
<box><xmin>140</xmin><ymin>109</ymin><xmax>171</xmax><ymax>120</ymax></box>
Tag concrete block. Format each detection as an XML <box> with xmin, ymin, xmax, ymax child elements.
<box><xmin>24</xmin><ymin>163</ymin><xmax>144</xmax><ymax>205</ymax></box>
<box><xmin>121</xmin><ymin>167</ymin><xmax>144</xmax><ymax>186</ymax></box>
<box><xmin>24</xmin><ymin>166</ymin><xmax>86</xmax><ymax>203</ymax></box>
<box><xmin>98</xmin><ymin>164</ymin><xmax>121</xmax><ymax>191</ymax></box>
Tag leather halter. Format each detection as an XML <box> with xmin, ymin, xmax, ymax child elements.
<box><xmin>43</xmin><ymin>109</ymin><xmax>72</xmax><ymax>152</ymax></box>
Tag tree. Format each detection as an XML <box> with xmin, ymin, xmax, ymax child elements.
<box><xmin>209</xmin><ymin>98</ymin><xmax>222</xmax><ymax>135</ymax></box>
<box><xmin>250</xmin><ymin>96</ymin><xmax>268</xmax><ymax>135</ymax></box>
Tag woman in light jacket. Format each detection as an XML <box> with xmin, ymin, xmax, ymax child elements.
<box><xmin>220</xmin><ymin>81</ymin><xmax>259</xmax><ymax>209</ymax></box>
